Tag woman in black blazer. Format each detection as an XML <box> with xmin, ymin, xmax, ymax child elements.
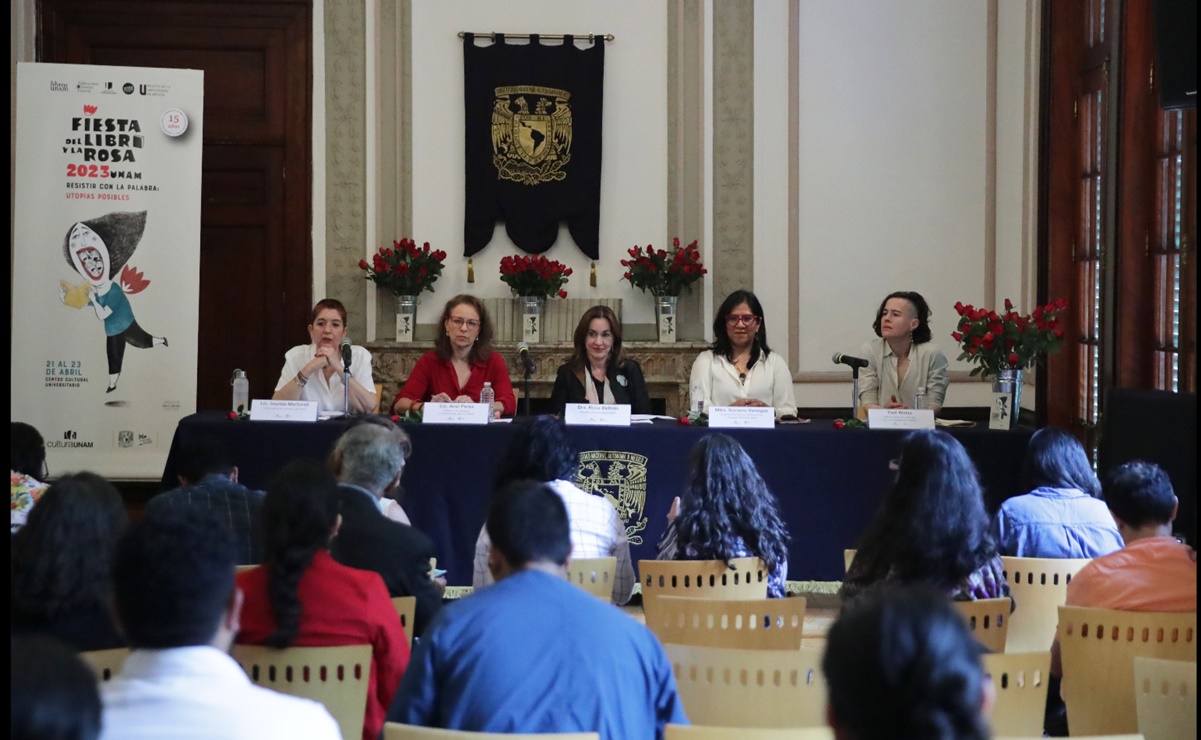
<box><xmin>550</xmin><ymin>305</ymin><xmax>652</xmax><ymax>415</ymax></box>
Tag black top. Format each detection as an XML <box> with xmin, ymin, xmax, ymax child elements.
<box><xmin>549</xmin><ymin>359</ymin><xmax>652</xmax><ymax>416</ymax></box>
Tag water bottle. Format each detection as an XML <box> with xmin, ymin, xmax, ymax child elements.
<box><xmin>691</xmin><ymin>384</ymin><xmax>704</xmax><ymax>414</ymax></box>
<box><xmin>231</xmin><ymin>369</ymin><xmax>249</xmax><ymax>414</ymax></box>
<box><xmin>479</xmin><ymin>381</ymin><xmax>495</xmax><ymax>422</ymax></box>
<box><xmin>913</xmin><ymin>386</ymin><xmax>927</xmax><ymax>410</ymax></box>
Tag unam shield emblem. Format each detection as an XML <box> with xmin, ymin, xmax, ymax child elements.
<box><xmin>574</xmin><ymin>450</ymin><xmax>648</xmax><ymax>545</ymax></box>
<box><xmin>491</xmin><ymin>85</ymin><xmax>573</xmax><ymax>186</ymax></box>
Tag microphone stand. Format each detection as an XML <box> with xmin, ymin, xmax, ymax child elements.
<box><xmin>523</xmin><ymin>365</ymin><xmax>533</xmax><ymax>417</ymax></box>
<box><xmin>343</xmin><ymin>351</ymin><xmax>352</xmax><ymax>416</ymax></box>
<box><xmin>851</xmin><ymin>366</ymin><xmax>861</xmax><ymax>421</ymax></box>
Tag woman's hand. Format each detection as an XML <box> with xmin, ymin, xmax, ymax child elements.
<box><xmin>452</xmin><ymin>395</ymin><xmax>473</xmax><ymax>404</ymax></box>
<box><xmin>666</xmin><ymin>496</ymin><xmax>681</xmax><ymax>524</ymax></box>
<box><xmin>314</xmin><ymin>345</ymin><xmax>343</xmax><ymax>374</ymax></box>
<box><xmin>429</xmin><ymin>392</ymin><xmax>453</xmax><ymax>404</ymax></box>
<box><xmin>884</xmin><ymin>395</ymin><xmax>906</xmax><ymax>409</ymax></box>
<box><xmin>731</xmin><ymin>398</ymin><xmax>769</xmax><ymax>408</ymax></box>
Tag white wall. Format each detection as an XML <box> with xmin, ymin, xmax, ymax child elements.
<box><xmin>408</xmin><ymin>0</ymin><xmax>668</xmax><ymax>325</ymax></box>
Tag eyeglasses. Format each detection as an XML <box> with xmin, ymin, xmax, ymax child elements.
<box><xmin>449</xmin><ymin>317</ymin><xmax>481</xmax><ymax>329</ymax></box>
<box><xmin>726</xmin><ymin>314</ymin><xmax>760</xmax><ymax>327</ymax></box>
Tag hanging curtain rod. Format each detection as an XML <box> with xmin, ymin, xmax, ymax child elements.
<box><xmin>458</xmin><ymin>31</ymin><xmax>614</xmax><ymax>42</ymax></box>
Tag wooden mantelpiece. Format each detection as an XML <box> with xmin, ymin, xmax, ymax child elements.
<box><xmin>368</xmin><ymin>341</ymin><xmax>710</xmax><ymax>418</ymax></box>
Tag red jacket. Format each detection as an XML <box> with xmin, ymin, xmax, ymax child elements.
<box><xmin>393</xmin><ymin>350</ymin><xmax>517</xmax><ymax>415</ymax></box>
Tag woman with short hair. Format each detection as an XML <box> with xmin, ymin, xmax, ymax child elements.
<box><xmin>272</xmin><ymin>298</ymin><xmax>378</xmax><ymax>414</ymax></box>
<box><xmin>857</xmin><ymin>290</ymin><xmax>950</xmax><ymax>412</ymax></box>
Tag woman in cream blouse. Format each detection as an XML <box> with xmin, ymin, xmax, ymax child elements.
<box><xmin>858</xmin><ymin>291</ymin><xmax>949</xmax><ymax>412</ymax></box>
<box><xmin>689</xmin><ymin>290</ymin><xmax>798</xmax><ymax>418</ymax></box>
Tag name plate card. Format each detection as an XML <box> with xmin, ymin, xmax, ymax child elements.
<box><xmin>708</xmin><ymin>406</ymin><xmax>776</xmax><ymax>429</ymax></box>
<box><xmin>867</xmin><ymin>408</ymin><xmax>936</xmax><ymax>430</ymax></box>
<box><xmin>564</xmin><ymin>403</ymin><xmax>632</xmax><ymax>427</ymax></box>
<box><xmin>250</xmin><ymin>400</ymin><xmax>319</xmax><ymax>422</ymax></box>
<box><xmin>422</xmin><ymin>402</ymin><xmax>491</xmax><ymax>425</ymax></box>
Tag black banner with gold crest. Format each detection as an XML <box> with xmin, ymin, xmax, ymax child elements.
<box><xmin>463</xmin><ymin>33</ymin><xmax>604</xmax><ymax>259</ymax></box>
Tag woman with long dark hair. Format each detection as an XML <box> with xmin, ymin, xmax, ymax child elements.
<box><xmin>842</xmin><ymin>430</ymin><xmax>1008</xmax><ymax>604</ymax></box>
<box><xmin>549</xmin><ymin>305</ymin><xmax>651</xmax><ymax>415</ymax></box>
<box><xmin>235</xmin><ymin>461</ymin><xmax>408</xmax><ymax>740</ymax></box>
<box><xmin>992</xmin><ymin>427</ymin><xmax>1123</xmax><ymax>558</ymax></box>
<box><xmin>11</xmin><ymin>422</ymin><xmax>50</xmax><ymax>532</ymax></box>
<box><xmin>688</xmin><ymin>289</ymin><xmax>798</xmax><ymax>418</ymax></box>
<box><xmin>657</xmin><ymin>434</ymin><xmax>791</xmax><ymax>597</ymax></box>
<box><xmin>11</xmin><ymin>473</ymin><xmax>127</xmax><ymax>650</ymax></box>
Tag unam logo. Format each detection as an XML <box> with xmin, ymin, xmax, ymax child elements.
<box><xmin>50</xmin><ymin>80</ymin><xmax>68</xmax><ymax>92</ymax></box>
<box><xmin>117</xmin><ymin>431</ymin><xmax>134</xmax><ymax>448</ymax></box>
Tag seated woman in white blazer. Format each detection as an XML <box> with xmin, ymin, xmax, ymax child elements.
<box><xmin>688</xmin><ymin>289</ymin><xmax>798</xmax><ymax>418</ymax></box>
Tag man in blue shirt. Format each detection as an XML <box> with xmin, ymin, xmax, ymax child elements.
<box><xmin>388</xmin><ymin>480</ymin><xmax>687</xmax><ymax>739</ymax></box>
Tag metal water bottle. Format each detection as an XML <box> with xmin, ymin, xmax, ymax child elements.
<box><xmin>231</xmin><ymin>369</ymin><xmax>249</xmax><ymax>414</ymax></box>
<box><xmin>479</xmin><ymin>381</ymin><xmax>495</xmax><ymax>422</ymax></box>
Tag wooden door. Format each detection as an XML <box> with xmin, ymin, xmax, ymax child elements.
<box><xmin>39</xmin><ymin>0</ymin><xmax>313</xmax><ymax>410</ymax></box>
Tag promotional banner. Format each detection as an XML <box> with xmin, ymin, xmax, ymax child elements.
<box><xmin>11</xmin><ymin>63</ymin><xmax>203</xmax><ymax>480</ymax></box>
<box><xmin>463</xmin><ymin>34</ymin><xmax>605</xmax><ymax>258</ymax></box>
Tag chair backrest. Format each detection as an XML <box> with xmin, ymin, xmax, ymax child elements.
<box><xmin>646</xmin><ymin>595</ymin><xmax>807</xmax><ymax>650</ymax></box>
<box><xmin>382</xmin><ymin>723</ymin><xmax>599</xmax><ymax>739</ymax></box>
<box><xmin>1000</xmin><ymin>556</ymin><xmax>1091</xmax><ymax>653</ymax></box>
<box><xmin>843</xmin><ymin>549</ymin><xmax>856</xmax><ymax>574</ymax></box>
<box><xmin>565</xmin><ymin>557</ymin><xmax>618</xmax><ymax>601</ymax></box>
<box><xmin>665</xmin><ymin>725</ymin><xmax>833</xmax><ymax>740</ymax></box>
<box><xmin>79</xmin><ymin>647</ymin><xmax>131</xmax><ymax>682</ymax></box>
<box><xmin>994</xmin><ymin>736</ymin><xmax>1144</xmax><ymax>740</ymax></box>
<box><xmin>639</xmin><ymin>558</ymin><xmax>769</xmax><ymax>620</ymax></box>
<box><xmin>231</xmin><ymin>643</ymin><xmax>372</xmax><ymax>740</ymax></box>
<box><xmin>982</xmin><ymin>651</ymin><xmax>1051</xmax><ymax>737</ymax></box>
<box><xmin>1057</xmin><ymin>606</ymin><xmax>1197</xmax><ymax>736</ymax></box>
<box><xmin>953</xmin><ymin>597</ymin><xmax>1012</xmax><ymax>653</ymax></box>
<box><xmin>663</xmin><ymin>643</ymin><xmax>827</xmax><ymax>728</ymax></box>
<box><xmin>1134</xmin><ymin>657</ymin><xmax>1197</xmax><ymax>740</ymax></box>
<box><xmin>392</xmin><ymin>596</ymin><xmax>417</xmax><ymax>647</ymax></box>
<box><xmin>374</xmin><ymin>383</ymin><xmax>383</xmax><ymax>413</ymax></box>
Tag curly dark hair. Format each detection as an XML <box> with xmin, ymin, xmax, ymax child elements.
<box><xmin>823</xmin><ymin>583</ymin><xmax>990</xmax><ymax>740</ymax></box>
<box><xmin>11</xmin><ymin>473</ymin><xmax>126</xmax><ymax>621</ymax></box>
<box><xmin>433</xmin><ymin>294</ymin><xmax>495</xmax><ymax>365</ymax></box>
<box><xmin>1020</xmin><ymin>427</ymin><xmax>1101</xmax><ymax>497</ymax></box>
<box><xmin>872</xmin><ymin>291</ymin><xmax>934</xmax><ymax>344</ymax></box>
<box><xmin>844</xmin><ymin>430</ymin><xmax>995</xmax><ymax>599</ymax></box>
<box><xmin>710</xmin><ymin>289</ymin><xmax>773</xmax><ymax>368</ymax></box>
<box><xmin>263</xmin><ymin>460</ymin><xmax>341</xmax><ymax>648</ymax></box>
<box><xmin>494</xmin><ymin>415</ymin><xmax>579</xmax><ymax>488</ymax></box>
<box><xmin>674</xmin><ymin>434</ymin><xmax>790</xmax><ymax>573</ymax></box>
<box><xmin>11</xmin><ymin>422</ymin><xmax>47</xmax><ymax>479</ymax></box>
<box><xmin>567</xmin><ymin>305</ymin><xmax>628</xmax><ymax>377</ymax></box>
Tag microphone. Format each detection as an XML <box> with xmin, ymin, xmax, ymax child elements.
<box><xmin>831</xmin><ymin>352</ymin><xmax>869</xmax><ymax>369</ymax></box>
<box><xmin>516</xmin><ymin>342</ymin><xmax>537</xmax><ymax>375</ymax></box>
<box><xmin>340</xmin><ymin>337</ymin><xmax>353</xmax><ymax>372</ymax></box>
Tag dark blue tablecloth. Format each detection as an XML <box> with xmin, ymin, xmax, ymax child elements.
<box><xmin>161</xmin><ymin>413</ymin><xmax>1032</xmax><ymax>585</ymax></box>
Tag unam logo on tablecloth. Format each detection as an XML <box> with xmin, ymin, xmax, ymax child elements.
<box><xmin>575</xmin><ymin>450</ymin><xmax>648</xmax><ymax>545</ymax></box>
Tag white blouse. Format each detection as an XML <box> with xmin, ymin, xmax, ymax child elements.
<box><xmin>274</xmin><ymin>343</ymin><xmax>376</xmax><ymax>413</ymax></box>
<box><xmin>689</xmin><ymin>349</ymin><xmax>798</xmax><ymax>418</ymax></box>
<box><xmin>857</xmin><ymin>338</ymin><xmax>949</xmax><ymax>410</ymax></box>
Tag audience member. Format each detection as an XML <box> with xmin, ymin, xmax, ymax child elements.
<box><xmin>12</xmin><ymin>634</ymin><xmax>102</xmax><ymax>740</ymax></box>
<box><xmin>146</xmin><ymin>436</ymin><xmax>266</xmax><ymax>564</ymax></box>
<box><xmin>842</xmin><ymin>430</ymin><xmax>1008</xmax><ymax>604</ymax></box>
<box><xmin>11</xmin><ymin>473</ymin><xmax>127</xmax><ymax>650</ymax></box>
<box><xmin>236</xmin><ymin>460</ymin><xmax>408</xmax><ymax>740</ymax></box>
<box><xmin>329</xmin><ymin>419</ymin><xmax>443</xmax><ymax>636</ymax></box>
<box><xmin>823</xmin><ymin>584</ymin><xmax>994</xmax><ymax>740</ymax></box>
<box><xmin>992</xmin><ymin>427</ymin><xmax>1123</xmax><ymax>558</ymax></box>
<box><xmin>473</xmin><ymin>415</ymin><xmax>635</xmax><ymax>604</ymax></box>
<box><xmin>100</xmin><ymin>507</ymin><xmax>339</xmax><ymax>739</ymax></box>
<box><xmin>388</xmin><ymin>480</ymin><xmax>687</xmax><ymax>737</ymax></box>
<box><xmin>11</xmin><ymin>421</ymin><xmax>50</xmax><ymax>532</ymax></box>
<box><xmin>657</xmin><ymin>433</ymin><xmax>790</xmax><ymax>597</ymax></box>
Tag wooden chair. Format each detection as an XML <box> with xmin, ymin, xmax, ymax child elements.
<box><xmin>646</xmin><ymin>595</ymin><xmax>807</xmax><ymax>650</ymax></box>
<box><xmin>665</xmin><ymin>726</ymin><xmax>833</xmax><ymax>740</ymax></box>
<box><xmin>995</xmin><ymin>736</ymin><xmax>1144</xmax><ymax>740</ymax></box>
<box><xmin>1134</xmin><ymin>657</ymin><xmax>1197</xmax><ymax>740</ymax></box>
<box><xmin>383</xmin><ymin>724</ymin><xmax>599</xmax><ymax>739</ymax></box>
<box><xmin>565</xmin><ymin>557</ymin><xmax>618</xmax><ymax>601</ymax></box>
<box><xmin>981</xmin><ymin>651</ymin><xmax>1051</xmax><ymax>737</ymax></box>
<box><xmin>1057</xmin><ymin>606</ymin><xmax>1197</xmax><ymax>736</ymax></box>
<box><xmin>79</xmin><ymin>647</ymin><xmax>131</xmax><ymax>682</ymax></box>
<box><xmin>1000</xmin><ymin>556</ymin><xmax>1090</xmax><ymax>653</ymax></box>
<box><xmin>639</xmin><ymin>558</ymin><xmax>768</xmax><ymax>621</ymax></box>
<box><xmin>374</xmin><ymin>383</ymin><xmax>383</xmax><ymax>414</ymax></box>
<box><xmin>843</xmin><ymin>549</ymin><xmax>856</xmax><ymax>574</ymax></box>
<box><xmin>392</xmin><ymin>596</ymin><xmax>417</xmax><ymax>647</ymax></box>
<box><xmin>663</xmin><ymin>643</ymin><xmax>827</xmax><ymax>728</ymax></box>
<box><xmin>231</xmin><ymin>643</ymin><xmax>372</xmax><ymax>740</ymax></box>
<box><xmin>953</xmin><ymin>597</ymin><xmax>1012</xmax><ymax>653</ymax></box>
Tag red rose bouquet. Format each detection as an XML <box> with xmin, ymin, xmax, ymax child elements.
<box><xmin>498</xmin><ymin>254</ymin><xmax>572</xmax><ymax>299</ymax></box>
<box><xmin>359</xmin><ymin>239</ymin><xmax>447</xmax><ymax>296</ymax></box>
<box><xmin>952</xmin><ymin>298</ymin><xmax>1069</xmax><ymax>377</ymax></box>
<box><xmin>620</xmin><ymin>238</ymin><xmax>707</xmax><ymax>297</ymax></box>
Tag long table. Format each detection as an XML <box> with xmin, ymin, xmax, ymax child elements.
<box><xmin>162</xmin><ymin>413</ymin><xmax>1032</xmax><ymax>586</ymax></box>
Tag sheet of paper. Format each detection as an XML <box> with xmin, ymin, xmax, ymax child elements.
<box><xmin>564</xmin><ymin>403</ymin><xmax>632</xmax><ymax>426</ymax></box>
<box><xmin>866</xmin><ymin>408</ymin><xmax>935</xmax><ymax>430</ymax></box>
<box><xmin>422</xmin><ymin>402</ymin><xmax>491</xmax><ymax>425</ymax></box>
<box><xmin>708</xmin><ymin>406</ymin><xmax>776</xmax><ymax>429</ymax></box>
<box><xmin>250</xmin><ymin>400</ymin><xmax>319</xmax><ymax>422</ymax></box>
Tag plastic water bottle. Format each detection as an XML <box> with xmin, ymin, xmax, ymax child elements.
<box><xmin>231</xmin><ymin>369</ymin><xmax>249</xmax><ymax>414</ymax></box>
<box><xmin>479</xmin><ymin>381</ymin><xmax>495</xmax><ymax>422</ymax></box>
<box><xmin>691</xmin><ymin>384</ymin><xmax>704</xmax><ymax>414</ymax></box>
<box><xmin>913</xmin><ymin>386</ymin><xmax>927</xmax><ymax>410</ymax></box>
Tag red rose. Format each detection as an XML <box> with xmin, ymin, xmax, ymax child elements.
<box><xmin>982</xmin><ymin>332</ymin><xmax>995</xmax><ymax>349</ymax></box>
<box><xmin>673</xmin><ymin>237</ymin><xmax>680</xmax><ymax>247</ymax></box>
<box><xmin>677</xmin><ymin>416</ymin><xmax>691</xmax><ymax>426</ymax></box>
<box><xmin>1053</xmin><ymin>327</ymin><xmax>1064</xmax><ymax>338</ymax></box>
<box><xmin>228</xmin><ymin>411</ymin><xmax>238</xmax><ymax>419</ymax></box>
<box><xmin>951</xmin><ymin>331</ymin><xmax>963</xmax><ymax>342</ymax></box>
<box><xmin>359</xmin><ymin>259</ymin><xmax>369</xmax><ymax>269</ymax></box>
<box><xmin>968</xmin><ymin>346</ymin><xmax>978</xmax><ymax>355</ymax></box>
<box><xmin>954</xmin><ymin>301</ymin><xmax>965</xmax><ymax>315</ymax></box>
<box><xmin>1004</xmin><ymin>298</ymin><xmax>1014</xmax><ymax>311</ymax></box>
<box><xmin>1056</xmin><ymin>298</ymin><xmax>1068</xmax><ymax>309</ymax></box>
<box><xmin>564</xmin><ymin>268</ymin><xmax>573</xmax><ymax>276</ymax></box>
<box><xmin>628</xmin><ymin>247</ymin><xmax>639</xmax><ymax>257</ymax></box>
<box><xmin>623</xmin><ymin>272</ymin><xmax>632</xmax><ymax>280</ymax></box>
<box><xmin>390</xmin><ymin>415</ymin><xmax>400</xmax><ymax>422</ymax></box>
<box><xmin>558</xmin><ymin>290</ymin><xmax>568</xmax><ymax>299</ymax></box>
<box><xmin>646</xmin><ymin>245</ymin><xmax>655</xmax><ymax>255</ymax></box>
<box><xmin>1008</xmin><ymin>353</ymin><xmax>1020</xmax><ymax>366</ymax></box>
<box><xmin>833</xmin><ymin>420</ymin><xmax>844</xmax><ymax>429</ymax></box>
<box><xmin>1032</xmin><ymin>306</ymin><xmax>1043</xmax><ymax>320</ymax></box>
<box><xmin>423</xmin><ymin>242</ymin><xmax>430</xmax><ymax>252</ymax></box>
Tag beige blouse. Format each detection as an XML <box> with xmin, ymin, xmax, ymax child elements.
<box><xmin>857</xmin><ymin>338</ymin><xmax>949</xmax><ymax>410</ymax></box>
